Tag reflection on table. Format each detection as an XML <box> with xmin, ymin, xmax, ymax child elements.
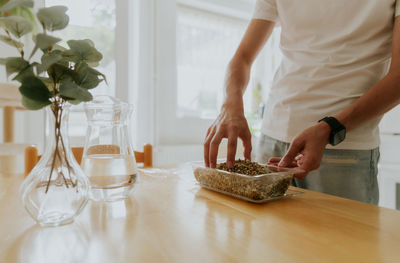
<box><xmin>1</xmin><ymin>164</ymin><xmax>400</xmax><ymax>263</ymax></box>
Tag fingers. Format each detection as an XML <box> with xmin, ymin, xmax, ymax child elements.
<box><xmin>268</xmin><ymin>157</ymin><xmax>297</xmax><ymax>167</ymax></box>
<box><xmin>227</xmin><ymin>132</ymin><xmax>238</xmax><ymax>168</ymax></box>
<box><xmin>204</xmin><ymin>114</ymin><xmax>251</xmax><ymax>168</ymax></box>
<box><xmin>204</xmin><ymin>126</ymin><xmax>216</xmax><ymax>167</ymax></box>
<box><xmin>209</xmin><ymin>131</ymin><xmax>224</xmax><ymax>168</ymax></box>
<box><xmin>298</xmin><ymin>152</ymin><xmax>320</xmax><ymax>173</ymax></box>
<box><xmin>279</xmin><ymin>140</ymin><xmax>303</xmax><ymax>167</ymax></box>
<box><xmin>295</xmin><ymin>154</ymin><xmax>303</xmax><ymax>161</ymax></box>
<box><xmin>240</xmin><ymin>129</ymin><xmax>252</xmax><ymax>161</ymax></box>
<box><xmin>268</xmin><ymin>156</ymin><xmax>308</xmax><ymax>179</ymax></box>
<box><xmin>268</xmin><ymin>157</ymin><xmax>281</xmax><ymax>164</ymax></box>
<box><xmin>293</xmin><ymin>149</ymin><xmax>321</xmax><ymax>180</ymax></box>
<box><xmin>280</xmin><ymin>140</ymin><xmax>307</xmax><ymax>179</ymax></box>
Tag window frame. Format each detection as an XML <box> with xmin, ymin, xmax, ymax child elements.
<box><xmin>151</xmin><ymin>0</ymin><xmax>259</xmax><ymax>164</ymax></box>
<box><xmin>40</xmin><ymin>0</ymin><xmax>134</xmax><ymax>146</ymax></box>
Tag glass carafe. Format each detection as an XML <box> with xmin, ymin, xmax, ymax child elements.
<box><xmin>81</xmin><ymin>96</ymin><xmax>138</xmax><ymax>201</ymax></box>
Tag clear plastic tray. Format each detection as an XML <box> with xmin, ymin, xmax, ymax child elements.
<box><xmin>192</xmin><ymin>162</ymin><xmax>304</xmax><ymax>203</ymax></box>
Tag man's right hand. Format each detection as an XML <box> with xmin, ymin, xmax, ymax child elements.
<box><xmin>203</xmin><ymin>19</ymin><xmax>275</xmax><ymax>169</ymax></box>
<box><xmin>203</xmin><ymin>101</ymin><xmax>252</xmax><ymax>169</ymax></box>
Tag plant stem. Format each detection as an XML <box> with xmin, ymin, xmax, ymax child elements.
<box><xmin>41</xmin><ymin>21</ymin><xmax>46</xmax><ymax>34</ymax></box>
<box><xmin>45</xmin><ymin>101</ymin><xmax>72</xmax><ymax>193</ymax></box>
<box><xmin>55</xmin><ymin>104</ymin><xmax>70</xmax><ymax>187</ymax></box>
<box><xmin>57</xmin><ymin>106</ymin><xmax>75</xmax><ymax>187</ymax></box>
<box><xmin>60</xmin><ymin>133</ymin><xmax>77</xmax><ymax>187</ymax></box>
<box><xmin>45</xmin><ymin>109</ymin><xmax>59</xmax><ymax>194</ymax></box>
<box><xmin>3</xmin><ymin>28</ymin><xmax>24</xmax><ymax>58</ymax></box>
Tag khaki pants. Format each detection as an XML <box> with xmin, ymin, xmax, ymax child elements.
<box><xmin>255</xmin><ymin>134</ymin><xmax>380</xmax><ymax>204</ymax></box>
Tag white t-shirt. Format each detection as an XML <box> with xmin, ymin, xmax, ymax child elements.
<box><xmin>253</xmin><ymin>0</ymin><xmax>400</xmax><ymax>149</ymax></box>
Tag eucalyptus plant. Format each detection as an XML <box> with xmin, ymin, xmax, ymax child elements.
<box><xmin>0</xmin><ymin>0</ymin><xmax>36</xmax><ymax>26</ymax></box>
<box><xmin>0</xmin><ymin>0</ymin><xmax>105</xmax><ymax>192</ymax></box>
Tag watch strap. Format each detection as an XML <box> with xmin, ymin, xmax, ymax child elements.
<box><xmin>318</xmin><ymin>116</ymin><xmax>346</xmax><ymax>146</ymax></box>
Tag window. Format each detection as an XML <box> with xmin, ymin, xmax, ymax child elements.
<box><xmin>49</xmin><ymin>0</ymin><xmax>116</xmax><ymax>95</ymax></box>
<box><xmin>176</xmin><ymin>1</ymin><xmax>282</xmax><ymax>132</ymax></box>
<box><xmin>176</xmin><ymin>5</ymin><xmax>248</xmax><ymax>119</ymax></box>
<box><xmin>153</xmin><ymin>0</ymin><xmax>283</xmax><ymax>164</ymax></box>
<box><xmin>46</xmin><ymin>0</ymin><xmax>117</xmax><ymax>145</ymax></box>
<box><xmin>176</xmin><ymin>3</ymin><xmax>282</xmax><ymax>124</ymax></box>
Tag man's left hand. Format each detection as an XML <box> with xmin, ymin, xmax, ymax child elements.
<box><xmin>269</xmin><ymin>121</ymin><xmax>331</xmax><ymax>179</ymax></box>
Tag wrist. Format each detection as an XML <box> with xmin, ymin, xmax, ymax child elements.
<box><xmin>224</xmin><ymin>89</ymin><xmax>244</xmax><ymax>101</ymax></box>
<box><xmin>317</xmin><ymin>121</ymin><xmax>331</xmax><ymax>144</ymax></box>
<box><xmin>222</xmin><ymin>96</ymin><xmax>244</xmax><ymax>113</ymax></box>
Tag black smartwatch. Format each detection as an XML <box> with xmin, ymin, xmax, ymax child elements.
<box><xmin>318</xmin><ymin>116</ymin><xmax>346</xmax><ymax>146</ymax></box>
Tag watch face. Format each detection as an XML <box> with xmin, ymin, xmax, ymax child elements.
<box><xmin>332</xmin><ymin>128</ymin><xmax>346</xmax><ymax>146</ymax></box>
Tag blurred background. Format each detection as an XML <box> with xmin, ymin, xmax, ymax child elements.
<box><xmin>0</xmin><ymin>0</ymin><xmax>283</xmax><ymax>164</ymax></box>
<box><xmin>1</xmin><ymin>0</ymin><xmax>400</xmax><ymax>209</ymax></box>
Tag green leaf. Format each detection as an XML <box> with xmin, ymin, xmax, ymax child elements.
<box><xmin>53</xmin><ymin>44</ymin><xmax>67</xmax><ymax>52</ymax></box>
<box><xmin>0</xmin><ymin>16</ymin><xmax>33</xmax><ymax>38</ymax></box>
<box><xmin>36</xmin><ymin>33</ymin><xmax>61</xmax><ymax>50</ymax></box>
<box><xmin>12</xmin><ymin>64</ymin><xmax>34</xmax><ymax>83</ymax></box>
<box><xmin>59</xmin><ymin>79</ymin><xmax>93</xmax><ymax>102</ymax></box>
<box><xmin>47</xmin><ymin>63</ymin><xmax>74</xmax><ymax>83</ymax></box>
<box><xmin>29</xmin><ymin>33</ymin><xmax>61</xmax><ymax>59</ymax></box>
<box><xmin>19</xmin><ymin>76</ymin><xmax>51</xmax><ymax>102</ymax></box>
<box><xmin>86</xmin><ymin>65</ymin><xmax>107</xmax><ymax>84</ymax></box>
<box><xmin>5</xmin><ymin>57</ymin><xmax>29</xmax><ymax>77</ymax></box>
<box><xmin>35</xmin><ymin>63</ymin><xmax>46</xmax><ymax>74</ymax></box>
<box><xmin>38</xmin><ymin>77</ymin><xmax>54</xmax><ymax>92</ymax></box>
<box><xmin>37</xmin><ymin>6</ymin><xmax>69</xmax><ymax>31</ymax></box>
<box><xmin>67</xmin><ymin>99</ymin><xmax>81</xmax><ymax>105</ymax></box>
<box><xmin>0</xmin><ymin>0</ymin><xmax>34</xmax><ymax>12</ymax></box>
<box><xmin>0</xmin><ymin>58</ymin><xmax>6</xmax><ymax>65</ymax></box>
<box><xmin>19</xmin><ymin>6</ymin><xmax>36</xmax><ymax>21</ymax></box>
<box><xmin>41</xmin><ymin>50</ymin><xmax>62</xmax><ymax>69</ymax></box>
<box><xmin>21</xmin><ymin>95</ymin><xmax>51</xmax><ymax>110</ymax></box>
<box><xmin>73</xmin><ymin>62</ymin><xmax>103</xmax><ymax>89</ymax></box>
<box><xmin>88</xmin><ymin>61</ymin><xmax>100</xmax><ymax>67</ymax></box>
<box><xmin>63</xmin><ymin>39</ymin><xmax>103</xmax><ymax>64</ymax></box>
<box><xmin>0</xmin><ymin>35</ymin><xmax>23</xmax><ymax>48</ymax></box>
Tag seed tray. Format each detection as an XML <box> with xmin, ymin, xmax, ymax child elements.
<box><xmin>193</xmin><ymin>163</ymin><xmax>304</xmax><ymax>203</ymax></box>
<box><xmin>199</xmin><ymin>185</ymin><xmax>303</xmax><ymax>203</ymax></box>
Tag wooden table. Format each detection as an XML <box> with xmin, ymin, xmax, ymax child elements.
<box><xmin>1</xmin><ymin>164</ymin><xmax>400</xmax><ymax>263</ymax></box>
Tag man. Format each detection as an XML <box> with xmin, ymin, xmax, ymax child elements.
<box><xmin>203</xmin><ymin>0</ymin><xmax>400</xmax><ymax>204</ymax></box>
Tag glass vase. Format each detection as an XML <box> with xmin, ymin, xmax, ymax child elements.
<box><xmin>20</xmin><ymin>102</ymin><xmax>89</xmax><ymax>227</ymax></box>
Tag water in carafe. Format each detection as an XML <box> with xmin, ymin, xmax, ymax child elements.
<box><xmin>81</xmin><ymin>96</ymin><xmax>137</xmax><ymax>201</ymax></box>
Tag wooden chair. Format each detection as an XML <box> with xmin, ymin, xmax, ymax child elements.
<box><xmin>0</xmin><ymin>143</ymin><xmax>30</xmax><ymax>174</ymax></box>
<box><xmin>24</xmin><ymin>144</ymin><xmax>153</xmax><ymax>176</ymax></box>
<box><xmin>0</xmin><ymin>83</ymin><xmax>25</xmax><ymax>143</ymax></box>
